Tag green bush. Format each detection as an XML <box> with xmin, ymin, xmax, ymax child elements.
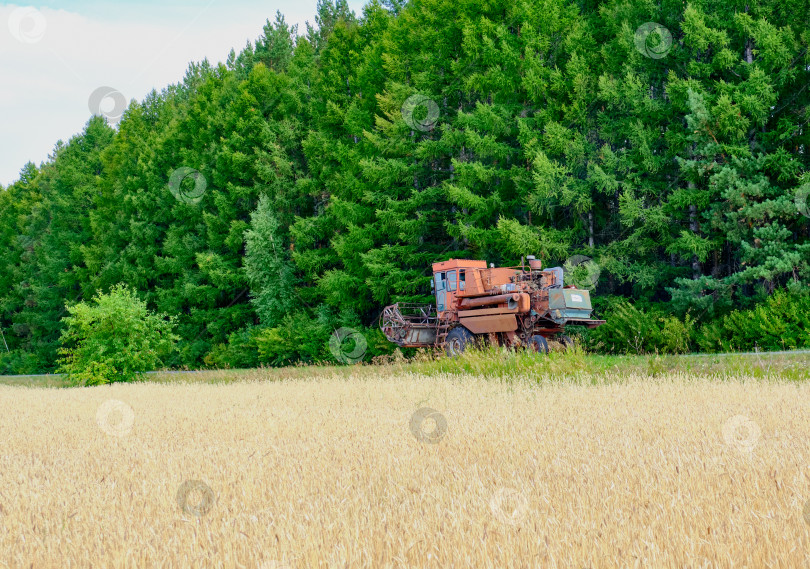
<box><xmin>203</xmin><ymin>326</ymin><xmax>263</xmax><ymax>369</ymax></box>
<box><xmin>254</xmin><ymin>312</ymin><xmax>329</xmax><ymax>366</ymax></box>
<box><xmin>0</xmin><ymin>350</ymin><xmax>43</xmax><ymax>376</ymax></box>
<box><xmin>585</xmin><ymin>301</ymin><xmax>693</xmax><ymax>355</ymax></box>
<box><xmin>584</xmin><ymin>289</ymin><xmax>810</xmax><ymax>355</ymax></box>
<box><xmin>57</xmin><ymin>285</ymin><xmax>178</xmax><ymax>385</ymax></box>
<box><xmin>252</xmin><ymin>311</ymin><xmax>396</xmax><ymax>367</ymax></box>
<box><xmin>696</xmin><ymin>290</ymin><xmax>810</xmax><ymax>352</ymax></box>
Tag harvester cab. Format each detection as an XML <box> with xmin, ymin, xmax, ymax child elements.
<box><xmin>381</xmin><ymin>257</ymin><xmax>605</xmax><ymax>356</ymax></box>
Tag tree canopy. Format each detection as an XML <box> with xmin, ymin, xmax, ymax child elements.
<box><xmin>1</xmin><ymin>0</ymin><xmax>808</xmax><ymax>372</ymax></box>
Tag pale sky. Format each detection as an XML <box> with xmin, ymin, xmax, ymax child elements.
<box><xmin>0</xmin><ymin>0</ymin><xmax>366</xmax><ymax>187</ymax></box>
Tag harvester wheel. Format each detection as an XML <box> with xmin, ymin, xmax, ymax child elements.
<box><xmin>559</xmin><ymin>334</ymin><xmax>575</xmax><ymax>351</ymax></box>
<box><xmin>445</xmin><ymin>327</ymin><xmax>475</xmax><ymax>357</ymax></box>
<box><xmin>529</xmin><ymin>335</ymin><xmax>549</xmax><ymax>354</ymax></box>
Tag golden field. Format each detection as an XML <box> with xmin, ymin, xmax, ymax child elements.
<box><xmin>1</xmin><ymin>369</ymin><xmax>810</xmax><ymax>568</ymax></box>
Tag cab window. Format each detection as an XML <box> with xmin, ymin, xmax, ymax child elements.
<box><xmin>459</xmin><ymin>269</ymin><xmax>466</xmax><ymax>291</ymax></box>
<box><xmin>434</xmin><ymin>272</ymin><xmax>446</xmax><ymax>292</ymax></box>
<box><xmin>447</xmin><ymin>270</ymin><xmax>457</xmax><ymax>292</ymax></box>
<box><xmin>434</xmin><ymin>272</ymin><xmax>447</xmax><ymax>311</ymax></box>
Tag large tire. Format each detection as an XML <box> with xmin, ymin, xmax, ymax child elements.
<box><xmin>529</xmin><ymin>335</ymin><xmax>549</xmax><ymax>354</ymax></box>
<box><xmin>445</xmin><ymin>327</ymin><xmax>475</xmax><ymax>357</ymax></box>
<box><xmin>559</xmin><ymin>334</ymin><xmax>575</xmax><ymax>351</ymax></box>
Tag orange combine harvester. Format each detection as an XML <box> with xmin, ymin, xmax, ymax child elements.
<box><xmin>380</xmin><ymin>257</ymin><xmax>605</xmax><ymax>356</ymax></box>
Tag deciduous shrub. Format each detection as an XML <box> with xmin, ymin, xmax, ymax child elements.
<box><xmin>252</xmin><ymin>311</ymin><xmax>395</xmax><ymax>367</ymax></box>
<box><xmin>57</xmin><ymin>285</ymin><xmax>178</xmax><ymax>385</ymax></box>
<box><xmin>585</xmin><ymin>290</ymin><xmax>810</xmax><ymax>355</ymax></box>
<box><xmin>203</xmin><ymin>326</ymin><xmax>263</xmax><ymax>369</ymax></box>
<box><xmin>696</xmin><ymin>290</ymin><xmax>810</xmax><ymax>352</ymax></box>
<box><xmin>0</xmin><ymin>350</ymin><xmax>42</xmax><ymax>376</ymax></box>
<box><xmin>585</xmin><ymin>301</ymin><xmax>694</xmax><ymax>355</ymax></box>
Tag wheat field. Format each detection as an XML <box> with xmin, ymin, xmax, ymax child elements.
<box><xmin>1</xmin><ymin>371</ymin><xmax>810</xmax><ymax>568</ymax></box>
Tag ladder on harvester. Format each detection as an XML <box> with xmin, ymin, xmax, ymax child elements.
<box><xmin>433</xmin><ymin>313</ymin><xmax>454</xmax><ymax>348</ymax></box>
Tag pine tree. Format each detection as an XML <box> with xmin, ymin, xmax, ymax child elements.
<box><xmin>244</xmin><ymin>194</ymin><xmax>297</xmax><ymax>326</ymax></box>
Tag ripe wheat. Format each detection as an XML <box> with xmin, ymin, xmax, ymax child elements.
<box><xmin>1</xmin><ymin>371</ymin><xmax>808</xmax><ymax>568</ymax></box>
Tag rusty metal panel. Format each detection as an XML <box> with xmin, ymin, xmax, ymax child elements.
<box><xmin>460</xmin><ymin>314</ymin><xmax>518</xmax><ymax>334</ymax></box>
<box><xmin>565</xmin><ymin>289</ymin><xmax>592</xmax><ymax>309</ymax></box>
<box><xmin>457</xmin><ymin>267</ymin><xmax>487</xmax><ymax>296</ymax></box>
<box><xmin>403</xmin><ymin>328</ymin><xmax>437</xmax><ymax>345</ymax></box>
<box><xmin>565</xmin><ymin>318</ymin><xmax>607</xmax><ymax>329</ymax></box>
<box><xmin>458</xmin><ymin>306</ymin><xmax>519</xmax><ymax>317</ymax></box>
<box><xmin>432</xmin><ymin>259</ymin><xmax>487</xmax><ymax>272</ymax></box>
<box><xmin>459</xmin><ymin>293</ymin><xmax>520</xmax><ymax>309</ymax></box>
<box><xmin>481</xmin><ymin>268</ymin><xmax>520</xmax><ymax>288</ymax></box>
<box><xmin>548</xmin><ymin>288</ymin><xmax>593</xmax><ymax>320</ymax></box>
<box><xmin>517</xmin><ymin>293</ymin><xmax>530</xmax><ymax>313</ymax></box>
<box><xmin>548</xmin><ymin>289</ymin><xmax>565</xmax><ymax>309</ymax></box>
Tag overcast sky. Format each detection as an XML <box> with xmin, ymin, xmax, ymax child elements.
<box><xmin>0</xmin><ymin>0</ymin><xmax>366</xmax><ymax>187</ymax></box>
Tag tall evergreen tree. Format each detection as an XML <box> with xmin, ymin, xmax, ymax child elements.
<box><xmin>1</xmin><ymin>0</ymin><xmax>808</xmax><ymax>371</ymax></box>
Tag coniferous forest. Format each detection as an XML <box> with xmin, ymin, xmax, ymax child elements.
<box><xmin>2</xmin><ymin>0</ymin><xmax>810</xmax><ymax>374</ymax></box>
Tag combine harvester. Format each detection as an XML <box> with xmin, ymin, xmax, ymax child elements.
<box><xmin>381</xmin><ymin>257</ymin><xmax>605</xmax><ymax>356</ymax></box>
